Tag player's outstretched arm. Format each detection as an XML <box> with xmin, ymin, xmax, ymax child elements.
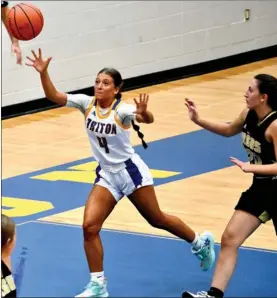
<box><xmin>1</xmin><ymin>2</ymin><xmax>22</xmax><ymax>64</ymax></box>
<box><xmin>26</xmin><ymin>48</ymin><xmax>67</xmax><ymax>106</ymax></box>
<box><xmin>230</xmin><ymin>120</ymin><xmax>277</xmax><ymax>175</ymax></box>
<box><xmin>185</xmin><ymin>98</ymin><xmax>248</xmax><ymax>137</ymax></box>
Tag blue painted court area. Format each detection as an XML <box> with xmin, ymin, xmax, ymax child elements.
<box><xmin>13</xmin><ymin>221</ymin><xmax>277</xmax><ymax>297</ymax></box>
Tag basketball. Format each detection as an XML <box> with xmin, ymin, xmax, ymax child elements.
<box><xmin>6</xmin><ymin>3</ymin><xmax>44</xmax><ymax>41</ymax></box>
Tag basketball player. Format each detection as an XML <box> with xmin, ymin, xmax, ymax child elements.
<box><xmin>182</xmin><ymin>74</ymin><xmax>277</xmax><ymax>298</ymax></box>
<box><xmin>26</xmin><ymin>48</ymin><xmax>216</xmax><ymax>297</ymax></box>
<box><xmin>1</xmin><ymin>0</ymin><xmax>22</xmax><ymax>65</ymax></box>
<box><xmin>2</xmin><ymin>214</ymin><xmax>17</xmax><ymax>297</ymax></box>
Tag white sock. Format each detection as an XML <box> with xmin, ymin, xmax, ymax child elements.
<box><xmin>90</xmin><ymin>271</ymin><xmax>104</xmax><ymax>284</ymax></box>
<box><xmin>191</xmin><ymin>233</ymin><xmax>202</xmax><ymax>250</ymax></box>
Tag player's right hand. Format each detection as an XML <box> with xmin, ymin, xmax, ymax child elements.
<box><xmin>26</xmin><ymin>48</ymin><xmax>52</xmax><ymax>73</ymax></box>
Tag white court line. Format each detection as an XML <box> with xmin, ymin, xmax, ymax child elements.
<box><xmin>28</xmin><ymin>220</ymin><xmax>182</xmax><ymax>241</ymax></box>
<box><xmin>17</xmin><ymin>220</ymin><xmax>36</xmax><ymax>226</ymax></box>
<box><xmin>19</xmin><ymin>220</ymin><xmax>277</xmax><ymax>255</ymax></box>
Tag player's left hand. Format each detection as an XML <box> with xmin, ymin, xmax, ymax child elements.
<box><xmin>134</xmin><ymin>93</ymin><xmax>149</xmax><ymax>116</ymax></box>
<box><xmin>230</xmin><ymin>156</ymin><xmax>252</xmax><ymax>173</ymax></box>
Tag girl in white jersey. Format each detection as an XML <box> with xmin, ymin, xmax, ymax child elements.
<box><xmin>26</xmin><ymin>49</ymin><xmax>215</xmax><ymax>298</ymax></box>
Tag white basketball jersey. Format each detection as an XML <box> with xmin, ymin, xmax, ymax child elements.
<box><xmin>66</xmin><ymin>94</ymin><xmax>136</xmax><ymax>171</ymax></box>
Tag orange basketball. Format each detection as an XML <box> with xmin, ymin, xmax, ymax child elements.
<box><xmin>6</xmin><ymin>3</ymin><xmax>44</xmax><ymax>41</ymax></box>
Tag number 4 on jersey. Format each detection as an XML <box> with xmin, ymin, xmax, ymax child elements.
<box><xmin>97</xmin><ymin>137</ymin><xmax>109</xmax><ymax>154</ymax></box>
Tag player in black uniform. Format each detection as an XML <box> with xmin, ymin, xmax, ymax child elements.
<box><xmin>1</xmin><ymin>0</ymin><xmax>22</xmax><ymax>64</ymax></box>
<box><xmin>1</xmin><ymin>214</ymin><xmax>17</xmax><ymax>297</ymax></box>
<box><xmin>182</xmin><ymin>74</ymin><xmax>277</xmax><ymax>298</ymax></box>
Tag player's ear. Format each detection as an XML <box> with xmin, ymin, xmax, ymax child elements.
<box><xmin>260</xmin><ymin>93</ymin><xmax>268</xmax><ymax>103</ymax></box>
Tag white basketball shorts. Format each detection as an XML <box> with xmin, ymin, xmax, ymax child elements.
<box><xmin>94</xmin><ymin>153</ymin><xmax>153</xmax><ymax>201</ymax></box>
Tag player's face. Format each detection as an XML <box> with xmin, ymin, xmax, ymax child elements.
<box><xmin>94</xmin><ymin>73</ymin><xmax>119</xmax><ymax>102</ymax></box>
<box><xmin>244</xmin><ymin>79</ymin><xmax>266</xmax><ymax>109</ymax></box>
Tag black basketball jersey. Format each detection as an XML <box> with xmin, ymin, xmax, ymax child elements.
<box><xmin>1</xmin><ymin>260</ymin><xmax>16</xmax><ymax>297</ymax></box>
<box><xmin>242</xmin><ymin>109</ymin><xmax>277</xmax><ymax>178</ymax></box>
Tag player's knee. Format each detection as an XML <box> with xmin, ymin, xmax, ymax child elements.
<box><xmin>221</xmin><ymin>229</ymin><xmax>240</xmax><ymax>249</ymax></box>
<box><xmin>146</xmin><ymin>213</ymin><xmax>167</xmax><ymax>229</ymax></box>
<box><xmin>83</xmin><ymin>221</ymin><xmax>101</xmax><ymax>241</ymax></box>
